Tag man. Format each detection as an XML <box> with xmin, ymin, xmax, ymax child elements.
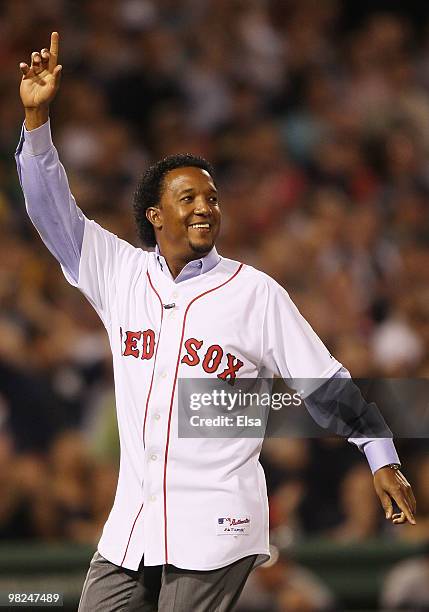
<box><xmin>16</xmin><ymin>33</ymin><xmax>416</xmax><ymax>612</ymax></box>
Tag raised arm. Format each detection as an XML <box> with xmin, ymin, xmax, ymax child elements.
<box><xmin>15</xmin><ymin>32</ymin><xmax>84</xmax><ymax>284</ymax></box>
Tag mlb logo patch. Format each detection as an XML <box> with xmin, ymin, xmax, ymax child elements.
<box><xmin>216</xmin><ymin>516</ymin><xmax>250</xmax><ymax>535</ymax></box>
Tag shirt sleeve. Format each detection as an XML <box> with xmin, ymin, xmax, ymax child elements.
<box><xmin>75</xmin><ymin>218</ymin><xmax>145</xmax><ymax>326</ymax></box>
<box><xmin>15</xmin><ymin>119</ymin><xmax>84</xmax><ymax>284</ymax></box>
<box><xmin>15</xmin><ymin>119</ymin><xmax>144</xmax><ymax>327</ymax></box>
<box><xmin>261</xmin><ymin>280</ymin><xmax>342</xmax><ymax>380</ymax></box>
<box><xmin>334</xmin><ymin>367</ymin><xmax>401</xmax><ymax>473</ymax></box>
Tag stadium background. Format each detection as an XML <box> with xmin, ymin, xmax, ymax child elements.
<box><xmin>1</xmin><ymin>0</ymin><xmax>429</xmax><ymax>609</ymax></box>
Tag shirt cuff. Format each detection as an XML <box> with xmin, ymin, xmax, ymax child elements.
<box><xmin>22</xmin><ymin>119</ymin><xmax>53</xmax><ymax>156</ymax></box>
<box><xmin>363</xmin><ymin>439</ymin><xmax>400</xmax><ymax>474</ymax></box>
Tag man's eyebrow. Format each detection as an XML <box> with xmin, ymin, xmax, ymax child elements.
<box><xmin>178</xmin><ymin>187</ymin><xmax>194</xmax><ymax>195</ymax></box>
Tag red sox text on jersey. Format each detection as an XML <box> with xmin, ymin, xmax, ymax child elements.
<box><xmin>121</xmin><ymin>328</ymin><xmax>244</xmax><ymax>381</ymax></box>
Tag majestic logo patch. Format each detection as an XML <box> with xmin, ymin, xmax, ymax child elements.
<box><xmin>216</xmin><ymin>516</ymin><xmax>250</xmax><ymax>535</ymax></box>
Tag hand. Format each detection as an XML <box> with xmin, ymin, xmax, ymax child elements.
<box><xmin>19</xmin><ymin>32</ymin><xmax>62</xmax><ymax>127</ymax></box>
<box><xmin>374</xmin><ymin>466</ymin><xmax>416</xmax><ymax>525</ymax></box>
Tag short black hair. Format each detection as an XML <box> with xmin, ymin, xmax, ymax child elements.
<box><xmin>133</xmin><ymin>153</ymin><xmax>215</xmax><ymax>247</ymax></box>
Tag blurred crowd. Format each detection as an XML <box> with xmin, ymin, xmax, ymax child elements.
<box><xmin>1</xmin><ymin>0</ymin><xmax>429</xmax><ymax>609</ymax></box>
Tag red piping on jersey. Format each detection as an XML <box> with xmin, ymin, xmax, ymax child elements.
<box><xmin>121</xmin><ymin>502</ymin><xmax>144</xmax><ymax>566</ymax></box>
<box><xmin>162</xmin><ymin>263</ymin><xmax>244</xmax><ymax>563</ymax></box>
<box><xmin>143</xmin><ymin>272</ymin><xmax>164</xmax><ymax>448</ymax></box>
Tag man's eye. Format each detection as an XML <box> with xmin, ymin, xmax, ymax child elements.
<box><xmin>209</xmin><ymin>196</ymin><xmax>218</xmax><ymax>204</ymax></box>
<box><xmin>181</xmin><ymin>196</ymin><xmax>193</xmax><ymax>202</ymax></box>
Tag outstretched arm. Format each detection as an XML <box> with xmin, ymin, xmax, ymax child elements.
<box><xmin>15</xmin><ymin>32</ymin><xmax>84</xmax><ymax>284</ymax></box>
<box><xmin>262</xmin><ymin>280</ymin><xmax>417</xmax><ymax>526</ymax></box>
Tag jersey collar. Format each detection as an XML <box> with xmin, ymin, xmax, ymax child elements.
<box><xmin>154</xmin><ymin>245</ymin><xmax>221</xmax><ymax>284</ymax></box>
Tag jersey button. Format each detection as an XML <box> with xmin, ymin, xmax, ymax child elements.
<box><xmin>150</xmin><ymin>454</ymin><xmax>157</xmax><ymax>461</ymax></box>
<box><xmin>150</xmin><ymin>495</ymin><xmax>157</xmax><ymax>502</ymax></box>
<box><xmin>154</xmin><ymin>414</ymin><xmax>161</xmax><ymax>421</ymax></box>
<box><xmin>161</xmin><ymin>372</ymin><xmax>167</xmax><ymax>379</ymax></box>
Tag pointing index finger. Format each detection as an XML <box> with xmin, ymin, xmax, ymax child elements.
<box><xmin>49</xmin><ymin>32</ymin><xmax>59</xmax><ymax>72</ymax></box>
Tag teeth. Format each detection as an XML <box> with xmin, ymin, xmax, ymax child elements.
<box><xmin>190</xmin><ymin>224</ymin><xmax>209</xmax><ymax>228</ymax></box>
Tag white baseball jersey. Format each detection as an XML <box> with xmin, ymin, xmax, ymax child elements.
<box><xmin>63</xmin><ymin>217</ymin><xmax>342</xmax><ymax>571</ymax></box>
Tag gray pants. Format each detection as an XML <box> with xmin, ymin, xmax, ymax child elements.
<box><xmin>78</xmin><ymin>551</ymin><xmax>256</xmax><ymax>612</ymax></box>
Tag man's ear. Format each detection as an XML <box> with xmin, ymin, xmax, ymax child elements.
<box><xmin>146</xmin><ymin>206</ymin><xmax>162</xmax><ymax>230</ymax></box>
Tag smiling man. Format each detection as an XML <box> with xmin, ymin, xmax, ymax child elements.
<box><xmin>15</xmin><ymin>33</ymin><xmax>416</xmax><ymax>612</ymax></box>
<box><xmin>135</xmin><ymin>159</ymin><xmax>221</xmax><ymax>278</ymax></box>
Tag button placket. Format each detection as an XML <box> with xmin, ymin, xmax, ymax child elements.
<box><xmin>143</xmin><ymin>284</ymin><xmax>186</xmax><ymax>524</ymax></box>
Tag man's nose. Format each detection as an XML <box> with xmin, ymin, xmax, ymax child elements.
<box><xmin>194</xmin><ymin>196</ymin><xmax>211</xmax><ymax>214</ymax></box>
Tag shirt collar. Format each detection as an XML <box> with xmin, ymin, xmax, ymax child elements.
<box><xmin>155</xmin><ymin>245</ymin><xmax>221</xmax><ymax>283</ymax></box>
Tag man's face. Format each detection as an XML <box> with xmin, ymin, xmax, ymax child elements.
<box><xmin>149</xmin><ymin>166</ymin><xmax>221</xmax><ymax>260</ymax></box>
